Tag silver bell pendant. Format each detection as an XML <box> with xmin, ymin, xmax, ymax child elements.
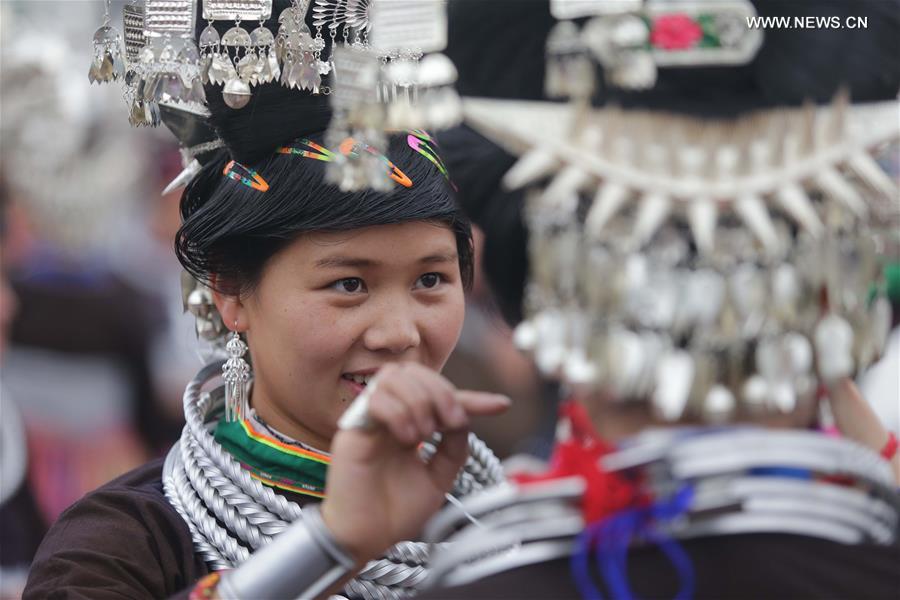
<box><xmin>223</xmin><ymin>77</ymin><xmax>252</xmax><ymax>109</ymax></box>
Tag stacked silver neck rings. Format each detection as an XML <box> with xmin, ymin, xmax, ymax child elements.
<box><xmin>163</xmin><ymin>361</ymin><xmax>505</xmax><ymax>599</ymax></box>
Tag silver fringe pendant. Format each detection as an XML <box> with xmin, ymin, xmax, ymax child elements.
<box><xmin>200</xmin><ymin>0</ymin><xmax>275</xmax><ymax>109</ymax></box>
<box><xmin>89</xmin><ymin>0</ymin><xmax>125</xmax><ymax>84</ymax></box>
<box><xmin>222</xmin><ymin>331</ymin><xmax>251</xmax><ymax>422</ymax></box>
<box><xmin>277</xmin><ymin>0</ymin><xmax>325</xmax><ymax>93</ymax></box>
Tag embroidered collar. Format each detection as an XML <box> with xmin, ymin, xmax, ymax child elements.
<box><xmin>214</xmin><ymin>411</ymin><xmax>331</xmax><ymax>499</ymax></box>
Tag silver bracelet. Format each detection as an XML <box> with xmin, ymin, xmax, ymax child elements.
<box><xmin>217</xmin><ymin>505</ymin><xmax>356</xmax><ymax>599</ymax></box>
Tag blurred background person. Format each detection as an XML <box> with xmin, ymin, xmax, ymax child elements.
<box><xmin>0</xmin><ymin>3</ymin><xmax>179</xmax><ymax>533</ymax></box>
<box><xmin>859</xmin><ymin>143</ymin><xmax>900</xmax><ymax>438</ymax></box>
<box><xmin>417</xmin><ymin>0</ymin><xmax>900</xmax><ymax>597</ymax></box>
<box><xmin>0</xmin><ymin>177</ymin><xmax>45</xmax><ymax>599</ymax></box>
<box><xmin>443</xmin><ymin>226</ymin><xmax>552</xmax><ymax>458</ymax></box>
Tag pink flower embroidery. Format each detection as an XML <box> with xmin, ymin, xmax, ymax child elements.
<box><xmin>650</xmin><ymin>14</ymin><xmax>703</xmax><ymax>50</ymax></box>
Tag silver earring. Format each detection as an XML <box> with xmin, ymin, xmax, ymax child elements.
<box><xmin>223</xmin><ymin>326</ymin><xmax>251</xmax><ymax>421</ymax></box>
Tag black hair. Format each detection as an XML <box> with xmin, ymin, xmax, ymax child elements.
<box><xmin>176</xmin><ymin>133</ymin><xmax>473</xmax><ymax>296</ymax></box>
<box><xmin>437</xmin><ymin>125</ymin><xmax>528</xmax><ymax>325</ymax></box>
<box><xmin>175</xmin><ymin>0</ymin><xmax>472</xmax><ymax>297</ymax></box>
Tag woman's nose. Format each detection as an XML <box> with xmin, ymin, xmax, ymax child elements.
<box><xmin>362</xmin><ymin>301</ymin><xmax>422</xmax><ymax>355</ymax></box>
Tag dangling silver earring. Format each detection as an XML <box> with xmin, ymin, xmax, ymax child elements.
<box><xmin>223</xmin><ymin>324</ymin><xmax>250</xmax><ymax>422</ymax></box>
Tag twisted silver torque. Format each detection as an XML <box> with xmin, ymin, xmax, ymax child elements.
<box><xmin>163</xmin><ymin>362</ymin><xmax>504</xmax><ymax>599</ymax></box>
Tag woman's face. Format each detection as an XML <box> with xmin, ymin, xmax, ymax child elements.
<box><xmin>219</xmin><ymin>221</ymin><xmax>466</xmax><ymax>450</ymax></box>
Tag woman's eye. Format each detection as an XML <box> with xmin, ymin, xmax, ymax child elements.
<box><xmin>331</xmin><ymin>278</ymin><xmax>366</xmax><ymax>293</ymax></box>
<box><xmin>415</xmin><ymin>273</ymin><xmax>443</xmax><ymax>289</ymax></box>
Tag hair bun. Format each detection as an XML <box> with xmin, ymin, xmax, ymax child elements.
<box><xmin>197</xmin><ymin>0</ymin><xmax>333</xmax><ymax>165</ymax></box>
<box><xmin>204</xmin><ymin>83</ymin><xmax>331</xmax><ymax>165</ymax></box>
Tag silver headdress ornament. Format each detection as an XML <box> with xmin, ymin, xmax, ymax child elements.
<box><xmin>460</xmin><ymin>1</ymin><xmax>899</xmax><ymax>425</ymax></box>
<box><xmin>182</xmin><ymin>271</ymin><xmax>227</xmax><ymax>344</ymax></box>
<box><xmin>547</xmin><ymin>0</ymin><xmax>763</xmax><ymax>92</ymax></box>
<box><xmin>199</xmin><ymin>2</ymin><xmax>270</xmax><ymax>109</ymax></box>
<box><xmin>93</xmin><ymin>0</ymin><xmax>460</xmax><ymax>194</ymax></box>
<box><xmin>91</xmin><ymin>0</ymin><xmax>459</xmax><ymax>123</ymax></box>
<box><xmin>4</xmin><ymin>15</ymin><xmax>146</xmax><ymax>258</ymax></box>
<box><xmin>89</xmin><ymin>0</ymin><xmax>126</xmax><ymax>84</ymax></box>
<box><xmin>323</xmin><ymin>0</ymin><xmax>461</xmax><ymax>190</ymax></box>
<box><xmin>419</xmin><ymin>6</ymin><xmax>900</xmax><ymax>585</ymax></box>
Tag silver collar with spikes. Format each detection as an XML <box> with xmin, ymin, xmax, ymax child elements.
<box><xmin>463</xmin><ymin>94</ymin><xmax>899</xmax><ymax>423</ymax></box>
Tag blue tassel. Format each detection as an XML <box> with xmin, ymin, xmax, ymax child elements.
<box><xmin>570</xmin><ymin>484</ymin><xmax>696</xmax><ymax>600</ymax></box>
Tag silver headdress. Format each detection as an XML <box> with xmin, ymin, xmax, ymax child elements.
<box><xmin>92</xmin><ymin>0</ymin><xmax>461</xmax><ymax>133</ymax></box>
<box><xmin>418</xmin><ymin>5</ymin><xmax>900</xmax><ymax>590</ymax></box>
<box><xmin>547</xmin><ymin>0</ymin><xmax>763</xmax><ymax>93</ymax></box>
<box><xmin>458</xmin><ymin>0</ymin><xmax>899</xmax><ymax>424</ymax></box>
<box><xmin>3</xmin><ymin>9</ymin><xmax>146</xmax><ymax>257</ymax></box>
<box><xmin>477</xmin><ymin>96</ymin><xmax>897</xmax><ymax>423</ymax></box>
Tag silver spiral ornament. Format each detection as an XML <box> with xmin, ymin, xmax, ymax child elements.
<box><xmin>163</xmin><ymin>361</ymin><xmax>505</xmax><ymax>599</ymax></box>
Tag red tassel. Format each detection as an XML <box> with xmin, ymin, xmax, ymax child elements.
<box><xmin>512</xmin><ymin>400</ymin><xmax>647</xmax><ymax>524</ymax></box>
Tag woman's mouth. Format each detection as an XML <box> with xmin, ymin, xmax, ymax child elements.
<box><xmin>341</xmin><ymin>373</ymin><xmax>374</xmax><ymax>395</ymax></box>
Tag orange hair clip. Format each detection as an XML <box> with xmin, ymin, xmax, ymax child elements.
<box><xmin>222</xmin><ymin>160</ymin><xmax>269</xmax><ymax>192</ymax></box>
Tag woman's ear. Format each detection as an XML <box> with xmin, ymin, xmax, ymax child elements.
<box><xmin>210</xmin><ymin>275</ymin><xmax>248</xmax><ymax>332</ymax></box>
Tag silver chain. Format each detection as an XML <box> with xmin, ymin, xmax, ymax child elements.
<box><xmin>164</xmin><ymin>362</ymin><xmax>505</xmax><ymax>599</ymax></box>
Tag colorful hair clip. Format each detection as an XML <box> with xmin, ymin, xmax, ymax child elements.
<box><xmin>277</xmin><ymin>137</ymin><xmax>413</xmax><ymax>187</ymax></box>
<box><xmin>222</xmin><ymin>160</ymin><xmax>269</xmax><ymax>192</ymax></box>
<box><xmin>407</xmin><ymin>130</ymin><xmax>455</xmax><ymax>190</ymax></box>
<box><xmin>339</xmin><ymin>138</ymin><xmax>413</xmax><ymax>188</ymax></box>
<box><xmin>276</xmin><ymin>138</ymin><xmax>336</xmax><ymax>162</ymax></box>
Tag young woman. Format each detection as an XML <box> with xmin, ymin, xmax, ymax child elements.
<box><xmin>24</xmin><ymin>19</ymin><xmax>511</xmax><ymax>595</ymax></box>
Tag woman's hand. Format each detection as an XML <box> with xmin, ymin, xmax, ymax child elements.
<box><xmin>828</xmin><ymin>378</ymin><xmax>900</xmax><ymax>484</ymax></box>
<box><xmin>320</xmin><ymin>362</ymin><xmax>510</xmax><ymax>564</ymax></box>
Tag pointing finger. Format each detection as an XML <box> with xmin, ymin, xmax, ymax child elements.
<box><xmin>452</xmin><ymin>391</ymin><xmax>512</xmax><ymax>419</ymax></box>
